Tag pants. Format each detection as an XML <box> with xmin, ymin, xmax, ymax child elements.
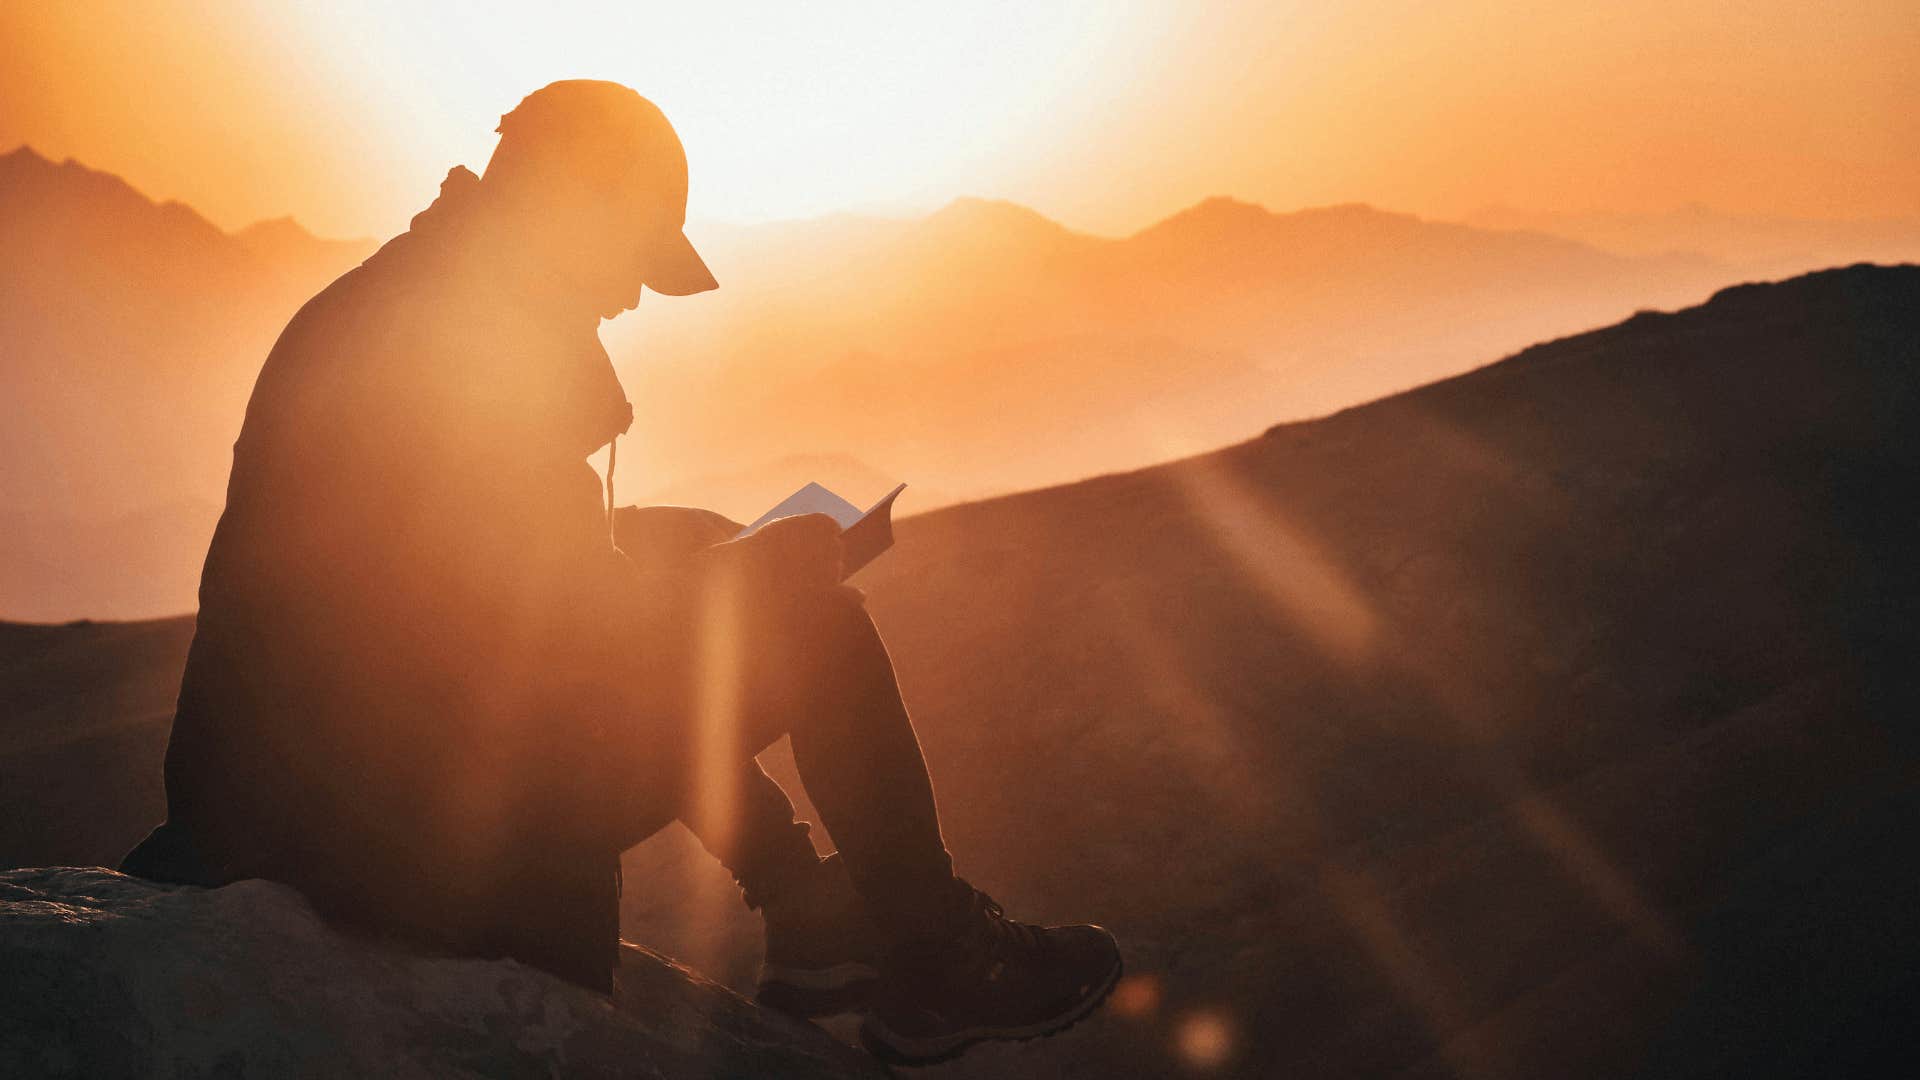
<box><xmin>525</xmin><ymin>513</ymin><xmax>960</xmax><ymax>986</ymax></box>
<box><xmin>606</xmin><ymin>570</ymin><xmax>959</xmax><ymax>945</ymax></box>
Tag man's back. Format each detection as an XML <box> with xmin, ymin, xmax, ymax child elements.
<box><xmin>131</xmin><ymin>167</ymin><xmax>636</xmax><ymax>956</ymax></box>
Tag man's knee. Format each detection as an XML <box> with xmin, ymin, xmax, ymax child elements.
<box><xmin>759</xmin><ymin>583</ymin><xmax>886</xmax><ymax>708</ymax></box>
<box><xmin>800</xmin><ymin>583</ymin><xmax>878</xmax><ymax>656</ymax></box>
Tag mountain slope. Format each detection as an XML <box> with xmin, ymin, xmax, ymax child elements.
<box><xmin>841</xmin><ymin>263</ymin><xmax>1920</xmax><ymax>1077</ymax></box>
<box><xmin>636</xmin><ymin>263</ymin><xmax>1920</xmax><ymax>1076</ymax></box>
<box><xmin>3</xmin><ymin>265</ymin><xmax>1915</xmax><ymax>1076</ymax></box>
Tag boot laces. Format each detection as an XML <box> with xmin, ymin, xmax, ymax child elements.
<box><xmin>972</xmin><ymin>889</ymin><xmax>1042</xmax><ymax>958</ymax></box>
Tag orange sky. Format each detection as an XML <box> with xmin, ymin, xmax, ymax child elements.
<box><xmin>3</xmin><ymin>2</ymin><xmax>1914</xmax><ymax>240</ymax></box>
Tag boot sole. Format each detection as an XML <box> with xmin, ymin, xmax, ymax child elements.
<box><xmin>756</xmin><ymin>962</ymin><xmax>881</xmax><ymax>1019</ymax></box>
<box><xmin>858</xmin><ymin>951</ymin><xmax>1124</xmax><ymax>1065</ymax></box>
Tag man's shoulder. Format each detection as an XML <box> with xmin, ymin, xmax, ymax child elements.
<box><xmin>267</xmin><ymin>234</ymin><xmax>468</xmax><ymax>359</ymax></box>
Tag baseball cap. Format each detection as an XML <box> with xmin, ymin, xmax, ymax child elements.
<box><xmin>493</xmin><ymin>80</ymin><xmax>717</xmax><ymax>296</ymax></box>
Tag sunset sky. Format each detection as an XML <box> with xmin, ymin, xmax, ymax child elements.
<box><xmin>3</xmin><ymin>1</ymin><xmax>1914</xmax><ymax>240</ymax></box>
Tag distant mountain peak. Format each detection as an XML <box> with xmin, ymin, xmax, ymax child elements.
<box><xmin>1193</xmin><ymin>193</ymin><xmax>1268</xmax><ymax>215</ymax></box>
<box><xmin>0</xmin><ymin>143</ymin><xmax>74</xmax><ymax>183</ymax></box>
<box><xmin>234</xmin><ymin>214</ymin><xmax>365</xmax><ymax>247</ymax></box>
<box><xmin>1</xmin><ymin>143</ymin><xmax>117</xmax><ymax>182</ymax></box>
<box><xmin>1160</xmin><ymin>195</ymin><xmax>1272</xmax><ymax>229</ymax></box>
<box><xmin>1155</xmin><ymin>197</ymin><xmax>1403</xmax><ymax>231</ymax></box>
<box><xmin>1</xmin><ymin>143</ymin><xmax>48</xmax><ymax>165</ymax></box>
<box><xmin>0</xmin><ymin>143</ymin><xmax>229</xmax><ymax>249</ymax></box>
<box><xmin>923</xmin><ymin>196</ymin><xmax>1078</xmax><ymax>239</ymax></box>
<box><xmin>0</xmin><ymin>143</ymin><xmax>107</xmax><ymax>178</ymax></box>
<box><xmin>236</xmin><ymin>214</ymin><xmax>311</xmax><ymax>239</ymax></box>
<box><xmin>1125</xmin><ymin>195</ymin><xmax>1278</xmax><ymax>247</ymax></box>
<box><xmin>934</xmin><ymin>194</ymin><xmax>1051</xmax><ymax>219</ymax></box>
<box><xmin>231</xmin><ymin>215</ymin><xmax>373</xmax><ymax>268</ymax></box>
<box><xmin>0</xmin><ymin>147</ymin><xmax>374</xmax><ymax>269</ymax></box>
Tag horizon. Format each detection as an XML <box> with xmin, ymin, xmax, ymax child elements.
<box><xmin>11</xmin><ymin>139</ymin><xmax>1920</xmax><ymax>251</ymax></box>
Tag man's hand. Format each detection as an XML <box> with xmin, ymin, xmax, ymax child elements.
<box><xmin>613</xmin><ymin>505</ymin><xmax>745</xmax><ymax>567</ymax></box>
<box><xmin>706</xmin><ymin>513</ymin><xmax>844</xmax><ymax>591</ymax></box>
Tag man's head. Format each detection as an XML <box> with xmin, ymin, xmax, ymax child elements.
<box><xmin>482</xmin><ymin>80</ymin><xmax>717</xmax><ymax>317</ymax></box>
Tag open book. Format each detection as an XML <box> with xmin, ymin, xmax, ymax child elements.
<box><xmin>736</xmin><ymin>481</ymin><xmax>908</xmax><ymax>579</ymax></box>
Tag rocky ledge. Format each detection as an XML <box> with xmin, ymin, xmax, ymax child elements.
<box><xmin>0</xmin><ymin>866</ymin><xmax>882</xmax><ymax>1078</ymax></box>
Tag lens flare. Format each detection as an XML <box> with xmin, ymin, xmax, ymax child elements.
<box><xmin>692</xmin><ymin>565</ymin><xmax>748</xmax><ymax>866</ymax></box>
<box><xmin>1175</xmin><ymin>1009</ymin><xmax>1234</xmax><ymax>1070</ymax></box>
<box><xmin>1111</xmin><ymin>973</ymin><xmax>1163</xmax><ymax>1019</ymax></box>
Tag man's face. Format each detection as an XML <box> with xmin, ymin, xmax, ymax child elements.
<box><xmin>579</xmin><ymin>192</ymin><xmax>686</xmax><ymax>319</ymax></box>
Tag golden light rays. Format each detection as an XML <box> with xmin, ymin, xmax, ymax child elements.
<box><xmin>1098</xmin><ymin>403</ymin><xmax>1684</xmax><ymax>1071</ymax></box>
<box><xmin>1166</xmin><ymin>454</ymin><xmax>1380</xmax><ymax>665</ymax></box>
<box><xmin>1507</xmin><ymin>791</ymin><xmax>1682</xmax><ymax>958</ymax></box>
<box><xmin>1316</xmin><ymin>859</ymin><xmax>1471</xmax><ymax>1055</ymax></box>
<box><xmin>1362</xmin><ymin>405</ymin><xmax>1683</xmax><ymax>962</ymax></box>
<box><xmin>691</xmin><ymin>564</ymin><xmax>749</xmax><ymax>880</ymax></box>
<box><xmin>1098</xmin><ymin>599</ymin><xmax>1281</xmax><ymax>825</ymax></box>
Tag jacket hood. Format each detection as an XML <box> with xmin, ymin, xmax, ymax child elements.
<box><xmin>409</xmin><ymin>166</ymin><xmax>486</xmax><ymax>239</ymax></box>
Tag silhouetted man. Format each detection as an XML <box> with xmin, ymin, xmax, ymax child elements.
<box><xmin>122</xmin><ymin>80</ymin><xmax>1118</xmax><ymax>1062</ymax></box>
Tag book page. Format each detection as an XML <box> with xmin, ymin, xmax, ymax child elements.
<box><xmin>841</xmin><ymin>483</ymin><xmax>907</xmax><ymax>575</ymax></box>
<box><xmin>734</xmin><ymin>480</ymin><xmax>909</xmax><ymax>578</ymax></box>
<box><xmin>735</xmin><ymin>482</ymin><xmax>865</xmax><ymax>537</ymax></box>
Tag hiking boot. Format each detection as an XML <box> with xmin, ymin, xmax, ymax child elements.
<box><xmin>754</xmin><ymin>853</ymin><xmax>883</xmax><ymax>1018</ymax></box>
<box><xmin>861</xmin><ymin>883</ymin><xmax>1122</xmax><ymax>1064</ymax></box>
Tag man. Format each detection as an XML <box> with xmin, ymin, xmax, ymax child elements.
<box><xmin>122</xmin><ymin>80</ymin><xmax>1119</xmax><ymax>1063</ymax></box>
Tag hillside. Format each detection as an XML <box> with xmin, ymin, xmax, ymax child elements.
<box><xmin>843</xmin><ymin>263</ymin><xmax>1920</xmax><ymax>1077</ymax></box>
<box><xmin>607</xmin><ymin>265</ymin><xmax>1920</xmax><ymax>1077</ymax></box>
<box><xmin>3</xmin><ymin>267</ymin><xmax>1917</xmax><ymax>1076</ymax></box>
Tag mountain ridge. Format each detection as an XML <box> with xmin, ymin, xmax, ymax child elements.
<box><xmin>0</xmin><ymin>148</ymin><xmax>1876</xmax><ymax>620</ymax></box>
<box><xmin>0</xmin><ymin>144</ymin><xmax>369</xmax><ymax>253</ymax></box>
<box><xmin>1466</xmin><ymin>201</ymin><xmax>1920</xmax><ymax>277</ymax></box>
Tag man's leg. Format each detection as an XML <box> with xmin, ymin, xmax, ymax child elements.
<box><xmin>669</xmin><ymin>582</ymin><xmax>956</xmax><ymax>938</ymax></box>
<box><xmin>723</xmin><ymin>586</ymin><xmax>1123</xmax><ymax>1063</ymax></box>
<box><xmin>623</xmin><ymin>574</ymin><xmax>1119</xmax><ymax>1059</ymax></box>
<box><xmin>770</xmin><ymin>589</ymin><xmax>958</xmax><ymax>941</ymax></box>
<box><xmin>677</xmin><ymin>758</ymin><xmax>819</xmax><ymax>899</ymax></box>
<box><xmin>607</xmin><ymin>514</ymin><xmax>828</xmax><ymax>905</ymax></box>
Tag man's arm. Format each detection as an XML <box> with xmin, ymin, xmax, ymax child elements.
<box><xmin>613</xmin><ymin>505</ymin><xmax>743</xmax><ymax>568</ymax></box>
<box><xmin>614</xmin><ymin>503</ymin><xmax>843</xmax><ymax>590</ymax></box>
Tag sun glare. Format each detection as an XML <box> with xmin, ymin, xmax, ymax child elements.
<box><xmin>273</xmin><ymin>1</ymin><xmax>1172</xmax><ymax>234</ymax></box>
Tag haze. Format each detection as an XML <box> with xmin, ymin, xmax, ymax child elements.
<box><xmin>3</xmin><ymin>1</ymin><xmax>1914</xmax><ymax>241</ymax></box>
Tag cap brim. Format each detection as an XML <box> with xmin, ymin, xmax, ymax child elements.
<box><xmin>644</xmin><ymin>228</ymin><xmax>718</xmax><ymax>296</ymax></box>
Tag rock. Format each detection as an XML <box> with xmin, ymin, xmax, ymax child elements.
<box><xmin>0</xmin><ymin>867</ymin><xmax>883</xmax><ymax>1079</ymax></box>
